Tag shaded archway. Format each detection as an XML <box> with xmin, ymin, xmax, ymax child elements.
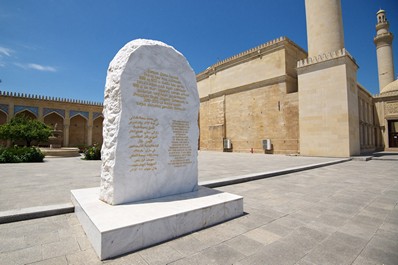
<box><xmin>44</xmin><ymin>112</ymin><xmax>64</xmax><ymax>130</ymax></box>
<box><xmin>15</xmin><ymin>110</ymin><xmax>37</xmax><ymax>120</ymax></box>
<box><xmin>92</xmin><ymin>116</ymin><xmax>103</xmax><ymax>146</ymax></box>
<box><xmin>44</xmin><ymin>112</ymin><xmax>64</xmax><ymax>147</ymax></box>
<box><xmin>0</xmin><ymin>110</ymin><xmax>7</xmax><ymax>147</ymax></box>
<box><xmin>0</xmin><ymin>111</ymin><xmax>7</xmax><ymax>125</ymax></box>
<box><xmin>69</xmin><ymin>114</ymin><xmax>87</xmax><ymax>147</ymax></box>
<box><xmin>13</xmin><ymin>110</ymin><xmax>38</xmax><ymax>146</ymax></box>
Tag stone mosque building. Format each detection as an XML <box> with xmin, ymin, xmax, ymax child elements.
<box><xmin>197</xmin><ymin>0</ymin><xmax>397</xmax><ymax>157</ymax></box>
<box><xmin>0</xmin><ymin>0</ymin><xmax>397</xmax><ymax>157</ymax></box>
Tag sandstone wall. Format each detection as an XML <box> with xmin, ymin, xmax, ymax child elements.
<box><xmin>198</xmin><ymin>37</ymin><xmax>306</xmax><ymax>154</ymax></box>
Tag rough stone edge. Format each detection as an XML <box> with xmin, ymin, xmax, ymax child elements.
<box><xmin>0</xmin><ymin>203</ymin><xmax>74</xmax><ymax>224</ymax></box>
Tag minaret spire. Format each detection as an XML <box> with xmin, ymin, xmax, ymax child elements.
<box><xmin>374</xmin><ymin>9</ymin><xmax>395</xmax><ymax>92</ymax></box>
<box><xmin>305</xmin><ymin>0</ymin><xmax>345</xmax><ymax>58</ymax></box>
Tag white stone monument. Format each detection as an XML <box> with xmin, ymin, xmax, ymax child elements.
<box><xmin>100</xmin><ymin>39</ymin><xmax>199</xmax><ymax>205</ymax></box>
<box><xmin>71</xmin><ymin>39</ymin><xmax>243</xmax><ymax>260</ymax></box>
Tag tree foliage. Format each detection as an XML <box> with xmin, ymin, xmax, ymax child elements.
<box><xmin>0</xmin><ymin>115</ymin><xmax>52</xmax><ymax>147</ymax></box>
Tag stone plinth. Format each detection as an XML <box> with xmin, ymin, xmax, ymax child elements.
<box><xmin>72</xmin><ymin>187</ymin><xmax>243</xmax><ymax>260</ymax></box>
<box><xmin>72</xmin><ymin>39</ymin><xmax>244</xmax><ymax>260</ymax></box>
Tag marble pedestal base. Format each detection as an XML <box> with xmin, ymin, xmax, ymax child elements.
<box><xmin>71</xmin><ymin>186</ymin><xmax>243</xmax><ymax>260</ymax></box>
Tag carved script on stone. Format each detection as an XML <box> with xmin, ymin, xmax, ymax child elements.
<box><xmin>385</xmin><ymin>102</ymin><xmax>398</xmax><ymax>115</ymax></box>
<box><xmin>129</xmin><ymin>116</ymin><xmax>159</xmax><ymax>172</ymax></box>
<box><xmin>133</xmin><ymin>69</ymin><xmax>189</xmax><ymax>111</ymax></box>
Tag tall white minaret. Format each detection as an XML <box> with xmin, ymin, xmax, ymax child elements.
<box><xmin>374</xmin><ymin>9</ymin><xmax>395</xmax><ymax>92</ymax></box>
<box><xmin>305</xmin><ymin>0</ymin><xmax>345</xmax><ymax>57</ymax></box>
<box><xmin>298</xmin><ymin>0</ymin><xmax>360</xmax><ymax>157</ymax></box>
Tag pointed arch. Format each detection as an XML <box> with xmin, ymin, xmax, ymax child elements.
<box><xmin>92</xmin><ymin>116</ymin><xmax>104</xmax><ymax>146</ymax></box>
<box><xmin>15</xmin><ymin>110</ymin><xmax>37</xmax><ymax>120</ymax></box>
<box><xmin>69</xmin><ymin>114</ymin><xmax>87</xmax><ymax>147</ymax></box>
<box><xmin>0</xmin><ymin>109</ymin><xmax>7</xmax><ymax>125</ymax></box>
<box><xmin>43</xmin><ymin>111</ymin><xmax>64</xmax><ymax>129</ymax></box>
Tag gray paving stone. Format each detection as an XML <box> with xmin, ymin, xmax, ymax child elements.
<box><xmin>261</xmin><ymin>221</ymin><xmax>295</xmax><ymax>237</ymax></box>
<box><xmin>351</xmin><ymin>255</ymin><xmax>382</xmax><ymax>265</ymax></box>
<box><xmin>0</xmin><ymin>235</ymin><xmax>26</xmax><ymax>253</ymax></box>
<box><xmin>76</xmin><ymin>236</ymin><xmax>93</xmax><ymax>251</ymax></box>
<box><xmin>24</xmin><ymin>231</ymin><xmax>59</xmax><ymax>247</ymax></box>
<box><xmin>338</xmin><ymin>221</ymin><xmax>378</xmax><ymax>240</ymax></box>
<box><xmin>295</xmin><ymin>259</ymin><xmax>317</xmax><ymax>265</ymax></box>
<box><xmin>0</xmin><ymin>245</ymin><xmax>42</xmax><ymax>265</ymax></box>
<box><xmin>28</xmin><ymin>256</ymin><xmax>68</xmax><ymax>265</ymax></box>
<box><xmin>359</xmin><ymin>207</ymin><xmax>390</xmax><ymax>220</ymax></box>
<box><xmin>181</xmin><ymin>244</ymin><xmax>246</xmax><ymax>265</ymax></box>
<box><xmin>243</xmin><ymin>227</ymin><xmax>281</xmax><ymax>245</ymax></box>
<box><xmin>224</xmin><ymin>234</ymin><xmax>264</xmax><ymax>256</ymax></box>
<box><xmin>41</xmin><ymin>237</ymin><xmax>80</xmax><ymax>260</ymax></box>
<box><xmin>66</xmin><ymin>248</ymin><xmax>102</xmax><ymax>265</ymax></box>
<box><xmin>270</xmin><ymin>215</ymin><xmax>306</xmax><ymax>229</ymax></box>
<box><xmin>365</xmin><ymin>235</ymin><xmax>398</xmax><ymax>256</ymax></box>
<box><xmin>328</xmin><ymin>203</ymin><xmax>361</xmax><ymax>217</ymax></box>
<box><xmin>379</xmin><ymin>221</ymin><xmax>398</xmax><ymax>232</ymax></box>
<box><xmin>360</xmin><ymin>245</ymin><xmax>398</xmax><ymax>265</ymax></box>
<box><xmin>106</xmin><ymin>252</ymin><xmax>149</xmax><ymax>265</ymax></box>
<box><xmin>301</xmin><ymin>240</ymin><xmax>359</xmax><ymax>265</ymax></box>
<box><xmin>166</xmin><ymin>234</ymin><xmax>208</xmax><ymax>256</ymax></box>
<box><xmin>138</xmin><ymin>243</ymin><xmax>184</xmax><ymax>265</ymax></box>
<box><xmin>236</xmin><ymin>240</ymin><xmax>305</xmax><ymax>265</ymax></box>
<box><xmin>374</xmin><ymin>228</ymin><xmax>398</xmax><ymax>242</ymax></box>
<box><xmin>326</xmin><ymin>231</ymin><xmax>368</xmax><ymax>251</ymax></box>
<box><xmin>350</xmin><ymin>214</ymin><xmax>385</xmax><ymax>227</ymax></box>
<box><xmin>221</xmin><ymin>212</ymin><xmax>270</xmax><ymax>231</ymax></box>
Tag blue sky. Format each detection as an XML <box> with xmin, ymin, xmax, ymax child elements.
<box><xmin>0</xmin><ymin>0</ymin><xmax>397</xmax><ymax>103</ymax></box>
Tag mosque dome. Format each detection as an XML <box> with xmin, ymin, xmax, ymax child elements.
<box><xmin>381</xmin><ymin>79</ymin><xmax>398</xmax><ymax>95</ymax></box>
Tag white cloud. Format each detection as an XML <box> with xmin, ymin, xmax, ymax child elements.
<box><xmin>27</xmin><ymin>63</ymin><xmax>57</xmax><ymax>72</ymax></box>
<box><xmin>0</xmin><ymin>46</ymin><xmax>12</xmax><ymax>57</ymax></box>
<box><xmin>14</xmin><ymin>62</ymin><xmax>57</xmax><ymax>72</ymax></box>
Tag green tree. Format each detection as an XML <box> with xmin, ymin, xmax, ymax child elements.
<box><xmin>0</xmin><ymin>115</ymin><xmax>52</xmax><ymax>147</ymax></box>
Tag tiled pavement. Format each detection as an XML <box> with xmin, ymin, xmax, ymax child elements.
<box><xmin>0</xmin><ymin>157</ymin><xmax>397</xmax><ymax>264</ymax></box>
<box><xmin>0</xmin><ymin>151</ymin><xmax>342</xmax><ymax>212</ymax></box>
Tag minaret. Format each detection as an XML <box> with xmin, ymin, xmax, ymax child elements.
<box><xmin>305</xmin><ymin>0</ymin><xmax>345</xmax><ymax>57</ymax></box>
<box><xmin>297</xmin><ymin>0</ymin><xmax>360</xmax><ymax>157</ymax></box>
<box><xmin>374</xmin><ymin>9</ymin><xmax>395</xmax><ymax>92</ymax></box>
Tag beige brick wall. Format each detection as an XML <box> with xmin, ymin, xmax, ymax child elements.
<box><xmin>298</xmin><ymin>54</ymin><xmax>360</xmax><ymax>157</ymax></box>
<box><xmin>197</xmin><ymin>38</ymin><xmax>306</xmax><ymax>154</ymax></box>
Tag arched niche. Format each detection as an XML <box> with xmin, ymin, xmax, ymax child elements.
<box><xmin>44</xmin><ymin>112</ymin><xmax>64</xmax><ymax>147</ymax></box>
<box><xmin>92</xmin><ymin>116</ymin><xmax>104</xmax><ymax>146</ymax></box>
<box><xmin>44</xmin><ymin>112</ymin><xmax>64</xmax><ymax>130</ymax></box>
<box><xmin>69</xmin><ymin>114</ymin><xmax>87</xmax><ymax>147</ymax></box>
<box><xmin>0</xmin><ymin>110</ymin><xmax>7</xmax><ymax>147</ymax></box>
<box><xmin>0</xmin><ymin>110</ymin><xmax>7</xmax><ymax>125</ymax></box>
<box><xmin>15</xmin><ymin>110</ymin><xmax>37</xmax><ymax>120</ymax></box>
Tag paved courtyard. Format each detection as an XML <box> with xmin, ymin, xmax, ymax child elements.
<box><xmin>0</xmin><ymin>153</ymin><xmax>397</xmax><ymax>264</ymax></box>
<box><xmin>0</xmin><ymin>151</ymin><xmax>341</xmax><ymax>212</ymax></box>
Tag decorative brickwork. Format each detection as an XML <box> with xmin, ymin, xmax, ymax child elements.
<box><xmin>14</xmin><ymin>105</ymin><xmax>39</xmax><ymax>117</ymax></box>
<box><xmin>0</xmin><ymin>104</ymin><xmax>8</xmax><ymax>114</ymax></box>
<box><xmin>43</xmin><ymin>108</ymin><xmax>65</xmax><ymax>118</ymax></box>
<box><xmin>70</xmin><ymin>110</ymin><xmax>89</xmax><ymax>120</ymax></box>
<box><xmin>93</xmin><ymin>112</ymin><xmax>103</xmax><ymax>120</ymax></box>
